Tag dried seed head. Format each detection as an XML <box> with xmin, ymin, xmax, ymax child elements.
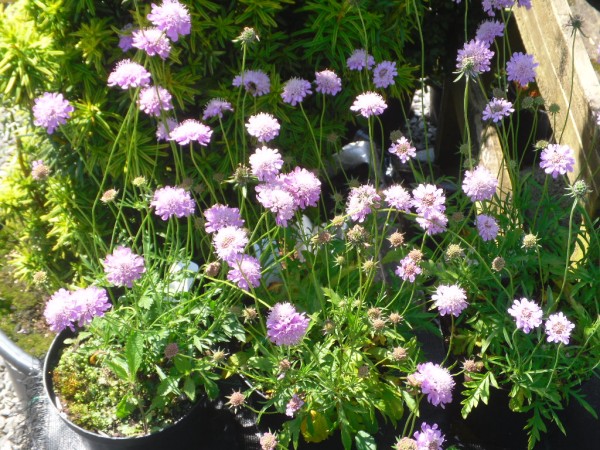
<box><xmin>226</xmin><ymin>390</ymin><xmax>246</xmax><ymax>412</ymax></box>
<box><xmin>361</xmin><ymin>258</ymin><xmax>377</xmax><ymax>273</ymax></box>
<box><xmin>462</xmin><ymin>359</ymin><xmax>483</xmax><ymax>373</ymax></box>
<box><xmin>31</xmin><ymin>161</ymin><xmax>50</xmax><ymax>180</ymax></box>
<box><xmin>259</xmin><ymin>432</ymin><xmax>278</xmax><ymax>450</ymax></box>
<box><xmin>389</xmin><ymin>129</ymin><xmax>404</xmax><ymax>143</ymax></box>
<box><xmin>164</xmin><ymin>342</ymin><xmax>179</xmax><ymax>360</ymax></box>
<box><xmin>100</xmin><ymin>189</ymin><xmax>118</xmax><ymax>203</ymax></box>
<box><xmin>372</xmin><ymin>318</ymin><xmax>386</xmax><ymax>332</ymax></box>
<box><xmin>278</xmin><ymin>359</ymin><xmax>291</xmax><ymax>372</ymax></box>
<box><xmin>491</xmin><ymin>256</ymin><xmax>506</xmax><ymax>272</ymax></box>
<box><xmin>322</xmin><ymin>319</ymin><xmax>335</xmax><ymax>335</ymax></box>
<box><xmin>204</xmin><ymin>261</ymin><xmax>221</xmax><ymax>277</ymax></box>
<box><xmin>330</xmin><ymin>215</ymin><xmax>345</xmax><ymax>228</ymax></box>
<box><xmin>522</xmin><ymin>233</ymin><xmax>540</xmax><ymax>250</ymax></box>
<box><xmin>388</xmin><ymin>231</ymin><xmax>405</xmax><ymax>248</ymax></box>
<box><xmin>367</xmin><ymin>307</ymin><xmax>382</xmax><ymax>320</ymax></box>
<box><xmin>242</xmin><ymin>307</ymin><xmax>258</xmax><ymax>323</ymax></box>
<box><xmin>390</xmin><ymin>346</ymin><xmax>408</xmax><ymax>362</ymax></box>
<box><xmin>346</xmin><ymin>224</ymin><xmax>370</xmax><ymax>247</ymax></box>
<box><xmin>211</xmin><ymin>349</ymin><xmax>228</xmax><ymax>363</ymax></box>
<box><xmin>132</xmin><ymin>176</ymin><xmax>147</xmax><ymax>187</ymax></box>
<box><xmin>32</xmin><ymin>270</ymin><xmax>48</xmax><ymax>285</ymax></box>
<box><xmin>445</xmin><ymin>244</ymin><xmax>465</xmax><ymax>261</ymax></box>
<box><xmin>395</xmin><ymin>437</ymin><xmax>418</xmax><ymax>450</ymax></box>
<box><xmin>451</xmin><ymin>211</ymin><xmax>465</xmax><ymax>223</ymax></box>
<box><xmin>334</xmin><ymin>255</ymin><xmax>345</xmax><ymax>266</ymax></box>
<box><xmin>312</xmin><ymin>231</ymin><xmax>332</xmax><ymax>245</ymax></box>
<box><xmin>406</xmin><ymin>373</ymin><xmax>422</xmax><ymax>388</ymax></box>
<box><xmin>389</xmin><ymin>312</ymin><xmax>403</xmax><ymax>325</ymax></box>
<box><xmin>357</xmin><ymin>365</ymin><xmax>369</xmax><ymax>379</ymax></box>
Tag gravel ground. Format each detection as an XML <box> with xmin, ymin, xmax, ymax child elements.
<box><xmin>0</xmin><ymin>360</ymin><xmax>29</xmax><ymax>450</ymax></box>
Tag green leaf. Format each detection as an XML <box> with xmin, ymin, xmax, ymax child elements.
<box><xmin>116</xmin><ymin>393</ymin><xmax>137</xmax><ymax>419</ymax></box>
<box><xmin>138</xmin><ymin>294</ymin><xmax>154</xmax><ymax>309</ymax></box>
<box><xmin>125</xmin><ymin>332</ymin><xmax>144</xmax><ymax>381</ymax></box>
<box><xmin>461</xmin><ymin>371</ymin><xmax>496</xmax><ymax>418</ymax></box>
<box><xmin>402</xmin><ymin>390</ymin><xmax>418</xmax><ymax>414</ymax></box>
<box><xmin>106</xmin><ymin>357</ymin><xmax>129</xmax><ymax>381</ymax></box>
<box><xmin>355</xmin><ymin>431</ymin><xmax>376</xmax><ymax>450</ymax></box>
<box><xmin>182</xmin><ymin>376</ymin><xmax>196</xmax><ymax>401</ymax></box>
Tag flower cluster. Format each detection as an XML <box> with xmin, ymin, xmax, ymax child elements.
<box><xmin>44</xmin><ymin>286</ymin><xmax>111</xmax><ymax>333</ymax></box>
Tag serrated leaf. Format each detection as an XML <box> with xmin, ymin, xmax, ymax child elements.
<box><xmin>138</xmin><ymin>295</ymin><xmax>154</xmax><ymax>309</ymax></box>
<box><xmin>106</xmin><ymin>357</ymin><xmax>129</xmax><ymax>381</ymax></box>
<box><xmin>355</xmin><ymin>431</ymin><xmax>376</xmax><ymax>450</ymax></box>
<box><xmin>461</xmin><ymin>371</ymin><xmax>494</xmax><ymax>418</ymax></box>
<box><xmin>402</xmin><ymin>390</ymin><xmax>418</xmax><ymax>414</ymax></box>
<box><xmin>182</xmin><ymin>376</ymin><xmax>196</xmax><ymax>401</ymax></box>
<box><xmin>125</xmin><ymin>332</ymin><xmax>144</xmax><ymax>381</ymax></box>
<box><xmin>116</xmin><ymin>393</ymin><xmax>137</xmax><ymax>419</ymax></box>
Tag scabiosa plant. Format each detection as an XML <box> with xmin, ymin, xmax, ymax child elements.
<box><xmin>232</xmin><ymin>70</ymin><xmax>270</xmax><ymax>96</ymax></box>
<box><xmin>372</xmin><ymin>60</ymin><xmax>397</xmax><ymax>88</ymax></box>
<box><xmin>255</xmin><ymin>181</ymin><xmax>297</xmax><ymax>227</ymax></box>
<box><xmin>389</xmin><ymin>136</ymin><xmax>417</xmax><ymax>164</ymax></box>
<box><xmin>350</xmin><ymin>92</ymin><xmax>387</xmax><ymax>118</ymax></box>
<box><xmin>266</xmin><ymin>302</ymin><xmax>310</xmax><ymax>346</ymax></box>
<box><xmin>314</xmin><ymin>69</ymin><xmax>342</xmax><ymax>95</ymax></box>
<box><xmin>456</xmin><ymin>39</ymin><xmax>494</xmax><ymax>78</ymax></box>
<box><xmin>285</xmin><ymin>394</ymin><xmax>304</xmax><ymax>417</ymax></box>
<box><xmin>118</xmin><ymin>24</ymin><xmax>135</xmax><ymax>52</ymax></box>
<box><xmin>346</xmin><ymin>48</ymin><xmax>375</xmax><ymax>71</ymax></box>
<box><xmin>413</xmin><ymin>422</ymin><xmax>445</xmax><ymax>450</ymax></box>
<box><xmin>506</xmin><ymin>52</ymin><xmax>538</xmax><ymax>87</ymax></box>
<box><xmin>32</xmin><ymin>92</ymin><xmax>74</xmax><ymax>134</ymax></box>
<box><xmin>415</xmin><ymin>210</ymin><xmax>448</xmax><ymax>236</ymax></box>
<box><xmin>414</xmin><ymin>362</ymin><xmax>455</xmax><ymax>408</ymax></box>
<box><xmin>151</xmin><ymin>186</ymin><xmax>195</xmax><ymax>220</ymax></box>
<box><xmin>508</xmin><ymin>298</ymin><xmax>543</xmax><ymax>333</ymax></box>
<box><xmin>476</xmin><ymin>20</ymin><xmax>504</xmax><ymax>44</ymax></box>
<box><xmin>280</xmin><ymin>167</ymin><xmax>321</xmax><ymax>209</ymax></box>
<box><xmin>227</xmin><ymin>254</ymin><xmax>262</xmax><ymax>290</ymax></box>
<box><xmin>281</xmin><ymin>77</ymin><xmax>312</xmax><ymax>106</ymax></box>
<box><xmin>31</xmin><ymin>160</ymin><xmax>50</xmax><ymax>180</ymax></box>
<box><xmin>44</xmin><ymin>287</ymin><xmax>111</xmax><ymax>333</ymax></box>
<box><xmin>202</xmin><ymin>98</ymin><xmax>233</xmax><ymax>121</ymax></box>
<box><xmin>545</xmin><ymin>312</ymin><xmax>575</xmax><ymax>345</ymax></box>
<box><xmin>259</xmin><ymin>432</ymin><xmax>278</xmax><ymax>450</ymax></box>
<box><xmin>462</xmin><ymin>165</ymin><xmax>499</xmax><ymax>201</ymax></box>
<box><xmin>103</xmin><ymin>246</ymin><xmax>146</xmax><ymax>288</ymax></box>
<box><xmin>346</xmin><ymin>184</ymin><xmax>381</xmax><ymax>222</ymax></box>
<box><xmin>246</xmin><ymin>113</ymin><xmax>280</xmax><ymax>143</ymax></box>
<box><xmin>212</xmin><ymin>226</ymin><xmax>249</xmax><ymax>262</ymax></box>
<box><xmin>411</xmin><ymin>184</ymin><xmax>446</xmax><ymax>217</ymax></box>
<box><xmin>383</xmin><ymin>184</ymin><xmax>412</xmax><ymax>212</ymax></box>
<box><xmin>431</xmin><ymin>284</ymin><xmax>468</xmax><ymax>317</ymax></box>
<box><xmin>137</xmin><ymin>86</ymin><xmax>174</xmax><ymax>117</ymax></box>
<box><xmin>249</xmin><ymin>146</ymin><xmax>284</xmax><ymax>182</ymax></box>
<box><xmin>107</xmin><ymin>59</ymin><xmax>151</xmax><ymax>89</ymax></box>
<box><xmin>539</xmin><ymin>144</ymin><xmax>575</xmax><ymax>179</ymax></box>
<box><xmin>156</xmin><ymin>117</ymin><xmax>178</xmax><ymax>141</ymax></box>
<box><xmin>476</xmin><ymin>214</ymin><xmax>499</xmax><ymax>241</ymax></box>
<box><xmin>203</xmin><ymin>204</ymin><xmax>244</xmax><ymax>234</ymax></box>
<box><xmin>169</xmin><ymin>119</ymin><xmax>212</xmax><ymax>146</ymax></box>
<box><xmin>482</xmin><ymin>0</ymin><xmax>516</xmax><ymax>16</ymax></box>
<box><xmin>147</xmin><ymin>0</ymin><xmax>191</xmax><ymax>42</ymax></box>
<box><xmin>132</xmin><ymin>28</ymin><xmax>171</xmax><ymax>60</ymax></box>
<box><xmin>395</xmin><ymin>255</ymin><xmax>422</xmax><ymax>283</ymax></box>
<box><xmin>482</xmin><ymin>97</ymin><xmax>514</xmax><ymax>123</ymax></box>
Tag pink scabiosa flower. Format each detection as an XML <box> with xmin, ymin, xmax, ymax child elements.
<box><xmin>232</xmin><ymin>70</ymin><xmax>271</xmax><ymax>97</ymax></box>
<box><xmin>347</xmin><ymin>48</ymin><xmax>375</xmax><ymax>71</ymax></box>
<box><xmin>456</xmin><ymin>39</ymin><xmax>494</xmax><ymax>78</ymax></box>
<box><xmin>476</xmin><ymin>214</ymin><xmax>499</xmax><ymax>241</ymax></box>
<box><xmin>212</xmin><ymin>226</ymin><xmax>249</xmax><ymax>262</ymax></box>
<box><xmin>389</xmin><ymin>136</ymin><xmax>417</xmax><ymax>164</ymax></box>
<box><xmin>259</xmin><ymin>432</ymin><xmax>278</xmax><ymax>450</ymax></box>
<box><xmin>281</xmin><ymin>167</ymin><xmax>321</xmax><ymax>209</ymax></box>
<box><xmin>539</xmin><ymin>144</ymin><xmax>575</xmax><ymax>179</ymax></box>
<box><xmin>285</xmin><ymin>394</ymin><xmax>304</xmax><ymax>417</ymax></box>
<box><xmin>227</xmin><ymin>254</ymin><xmax>262</xmax><ymax>291</ymax></box>
<box><xmin>346</xmin><ymin>184</ymin><xmax>381</xmax><ymax>222</ymax></box>
<box><xmin>72</xmin><ymin>286</ymin><xmax>111</xmax><ymax>328</ymax></box>
<box><xmin>414</xmin><ymin>362</ymin><xmax>455</xmax><ymax>408</ymax></box>
<box><xmin>151</xmin><ymin>186</ymin><xmax>195</xmax><ymax>220</ymax></box>
<box><xmin>169</xmin><ymin>119</ymin><xmax>212</xmax><ymax>146</ymax></box>
<box><xmin>383</xmin><ymin>184</ymin><xmax>412</xmax><ymax>212</ymax></box>
<box><xmin>103</xmin><ymin>246</ymin><xmax>145</xmax><ymax>288</ymax></box>
<box><xmin>137</xmin><ymin>86</ymin><xmax>173</xmax><ymax>117</ymax></box>
<box><xmin>255</xmin><ymin>182</ymin><xmax>297</xmax><ymax>227</ymax></box>
<box><xmin>415</xmin><ymin>210</ymin><xmax>448</xmax><ymax>235</ymax></box>
<box><xmin>202</xmin><ymin>98</ymin><xmax>233</xmax><ymax>121</ymax></box>
<box><xmin>281</xmin><ymin>77</ymin><xmax>312</xmax><ymax>106</ymax></box>
<box><xmin>147</xmin><ymin>0</ymin><xmax>191</xmax><ymax>42</ymax></box>
<box><xmin>132</xmin><ymin>28</ymin><xmax>171</xmax><ymax>60</ymax></box>
<box><xmin>33</xmin><ymin>92</ymin><xmax>74</xmax><ymax>134</ymax></box>
<box><xmin>31</xmin><ymin>160</ymin><xmax>50</xmax><ymax>180</ymax></box>
<box><xmin>476</xmin><ymin>20</ymin><xmax>504</xmax><ymax>44</ymax></box>
<box><xmin>373</xmin><ymin>60</ymin><xmax>397</xmax><ymax>88</ymax></box>
<box><xmin>203</xmin><ymin>204</ymin><xmax>244</xmax><ymax>234</ymax></box>
<box><xmin>508</xmin><ymin>298</ymin><xmax>543</xmax><ymax>333</ymax></box>
<box><xmin>431</xmin><ymin>284</ymin><xmax>468</xmax><ymax>317</ymax></box>
<box><xmin>506</xmin><ymin>52</ymin><xmax>538</xmax><ymax>87</ymax></box>
<box><xmin>156</xmin><ymin>117</ymin><xmax>178</xmax><ymax>141</ymax></box>
<box><xmin>482</xmin><ymin>0</ymin><xmax>515</xmax><ymax>16</ymax></box>
<box><xmin>266</xmin><ymin>302</ymin><xmax>310</xmax><ymax>346</ymax></box>
<box><xmin>482</xmin><ymin>97</ymin><xmax>514</xmax><ymax>122</ymax></box>
<box><xmin>411</xmin><ymin>184</ymin><xmax>446</xmax><ymax>217</ymax></box>
<box><xmin>314</xmin><ymin>69</ymin><xmax>342</xmax><ymax>96</ymax></box>
<box><xmin>249</xmin><ymin>146</ymin><xmax>284</xmax><ymax>182</ymax></box>
<box><xmin>350</xmin><ymin>92</ymin><xmax>387</xmax><ymax>118</ymax></box>
<box><xmin>462</xmin><ymin>165</ymin><xmax>498</xmax><ymax>201</ymax></box>
<box><xmin>246</xmin><ymin>113</ymin><xmax>280</xmax><ymax>143</ymax></box>
<box><xmin>44</xmin><ymin>288</ymin><xmax>80</xmax><ymax>333</ymax></box>
<box><xmin>414</xmin><ymin>422</ymin><xmax>445</xmax><ymax>450</ymax></box>
<box><xmin>545</xmin><ymin>312</ymin><xmax>575</xmax><ymax>345</ymax></box>
<box><xmin>118</xmin><ymin>24</ymin><xmax>135</xmax><ymax>52</ymax></box>
<box><xmin>107</xmin><ymin>59</ymin><xmax>151</xmax><ymax>89</ymax></box>
<box><xmin>395</xmin><ymin>255</ymin><xmax>422</xmax><ymax>283</ymax></box>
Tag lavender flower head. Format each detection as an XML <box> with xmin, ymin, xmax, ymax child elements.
<box><xmin>383</xmin><ymin>184</ymin><xmax>412</xmax><ymax>212</ymax></box>
<box><xmin>103</xmin><ymin>246</ymin><xmax>146</xmax><ymax>288</ymax></box>
<box><xmin>506</xmin><ymin>52</ymin><xmax>538</xmax><ymax>87</ymax></box>
<box><xmin>132</xmin><ymin>28</ymin><xmax>171</xmax><ymax>60</ymax></box>
<box><xmin>389</xmin><ymin>136</ymin><xmax>417</xmax><ymax>164</ymax></box>
<box><xmin>137</xmin><ymin>86</ymin><xmax>173</xmax><ymax>117</ymax></box>
<box><xmin>266</xmin><ymin>302</ymin><xmax>310</xmax><ymax>346</ymax></box>
<box><xmin>483</xmin><ymin>0</ymin><xmax>524</xmax><ymax>17</ymax></box>
<box><xmin>33</xmin><ymin>92</ymin><xmax>74</xmax><ymax>134</ymax></box>
<box><xmin>545</xmin><ymin>312</ymin><xmax>575</xmax><ymax>345</ymax></box>
<box><xmin>118</xmin><ymin>24</ymin><xmax>135</xmax><ymax>52</ymax></box>
<box><xmin>411</xmin><ymin>183</ymin><xmax>446</xmax><ymax>217</ymax></box>
<box><xmin>432</xmin><ymin>284</ymin><xmax>468</xmax><ymax>317</ymax></box>
<box><xmin>31</xmin><ymin>160</ymin><xmax>50</xmax><ymax>180</ymax></box>
<box><xmin>71</xmin><ymin>286</ymin><xmax>111</xmax><ymax>328</ymax></box>
<box><xmin>203</xmin><ymin>204</ymin><xmax>244</xmax><ymax>233</ymax></box>
<box><xmin>147</xmin><ymin>0</ymin><xmax>191</xmax><ymax>42</ymax></box>
<box><xmin>347</xmin><ymin>48</ymin><xmax>375</xmax><ymax>71</ymax></box>
<box><xmin>255</xmin><ymin>182</ymin><xmax>297</xmax><ymax>227</ymax></box>
<box><xmin>212</xmin><ymin>226</ymin><xmax>249</xmax><ymax>262</ymax></box>
<box><xmin>246</xmin><ymin>113</ymin><xmax>280</xmax><ymax>143</ymax></box>
<box><xmin>107</xmin><ymin>59</ymin><xmax>151</xmax><ymax>89</ymax></box>
<box><xmin>413</xmin><ymin>422</ymin><xmax>445</xmax><ymax>450</ymax></box>
<box><xmin>285</xmin><ymin>394</ymin><xmax>305</xmax><ymax>417</ymax></box>
<box><xmin>462</xmin><ymin>165</ymin><xmax>498</xmax><ymax>201</ymax></box>
<box><xmin>350</xmin><ymin>92</ymin><xmax>387</xmax><ymax>118</ymax></box>
<box><xmin>232</xmin><ymin>70</ymin><xmax>270</xmax><ymax>97</ymax></box>
<box><xmin>259</xmin><ymin>432</ymin><xmax>278</xmax><ymax>450</ymax></box>
<box><xmin>156</xmin><ymin>118</ymin><xmax>178</xmax><ymax>141</ymax></box>
<box><xmin>508</xmin><ymin>298</ymin><xmax>543</xmax><ymax>333</ymax></box>
<box><xmin>203</xmin><ymin>98</ymin><xmax>233</xmax><ymax>121</ymax></box>
<box><xmin>281</xmin><ymin>77</ymin><xmax>312</xmax><ymax>106</ymax></box>
<box><xmin>539</xmin><ymin>144</ymin><xmax>575</xmax><ymax>179</ymax></box>
<box><xmin>169</xmin><ymin>119</ymin><xmax>212</xmax><ymax>146</ymax></box>
<box><xmin>280</xmin><ymin>167</ymin><xmax>321</xmax><ymax>209</ymax></box>
<box><xmin>476</xmin><ymin>214</ymin><xmax>499</xmax><ymax>241</ymax></box>
<box><xmin>482</xmin><ymin>97</ymin><xmax>514</xmax><ymax>123</ymax></box>
<box><xmin>476</xmin><ymin>20</ymin><xmax>504</xmax><ymax>44</ymax></box>
<box><xmin>151</xmin><ymin>186</ymin><xmax>195</xmax><ymax>220</ymax></box>
<box><xmin>249</xmin><ymin>146</ymin><xmax>284</xmax><ymax>182</ymax></box>
<box><xmin>415</xmin><ymin>210</ymin><xmax>448</xmax><ymax>236</ymax></box>
<box><xmin>314</xmin><ymin>69</ymin><xmax>342</xmax><ymax>96</ymax></box>
<box><xmin>414</xmin><ymin>362</ymin><xmax>455</xmax><ymax>408</ymax></box>
<box><xmin>456</xmin><ymin>39</ymin><xmax>494</xmax><ymax>78</ymax></box>
<box><xmin>395</xmin><ymin>256</ymin><xmax>422</xmax><ymax>283</ymax></box>
<box><xmin>227</xmin><ymin>254</ymin><xmax>262</xmax><ymax>291</ymax></box>
<box><xmin>373</xmin><ymin>60</ymin><xmax>397</xmax><ymax>88</ymax></box>
<box><xmin>346</xmin><ymin>184</ymin><xmax>381</xmax><ymax>222</ymax></box>
<box><xmin>44</xmin><ymin>287</ymin><xmax>111</xmax><ymax>333</ymax></box>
